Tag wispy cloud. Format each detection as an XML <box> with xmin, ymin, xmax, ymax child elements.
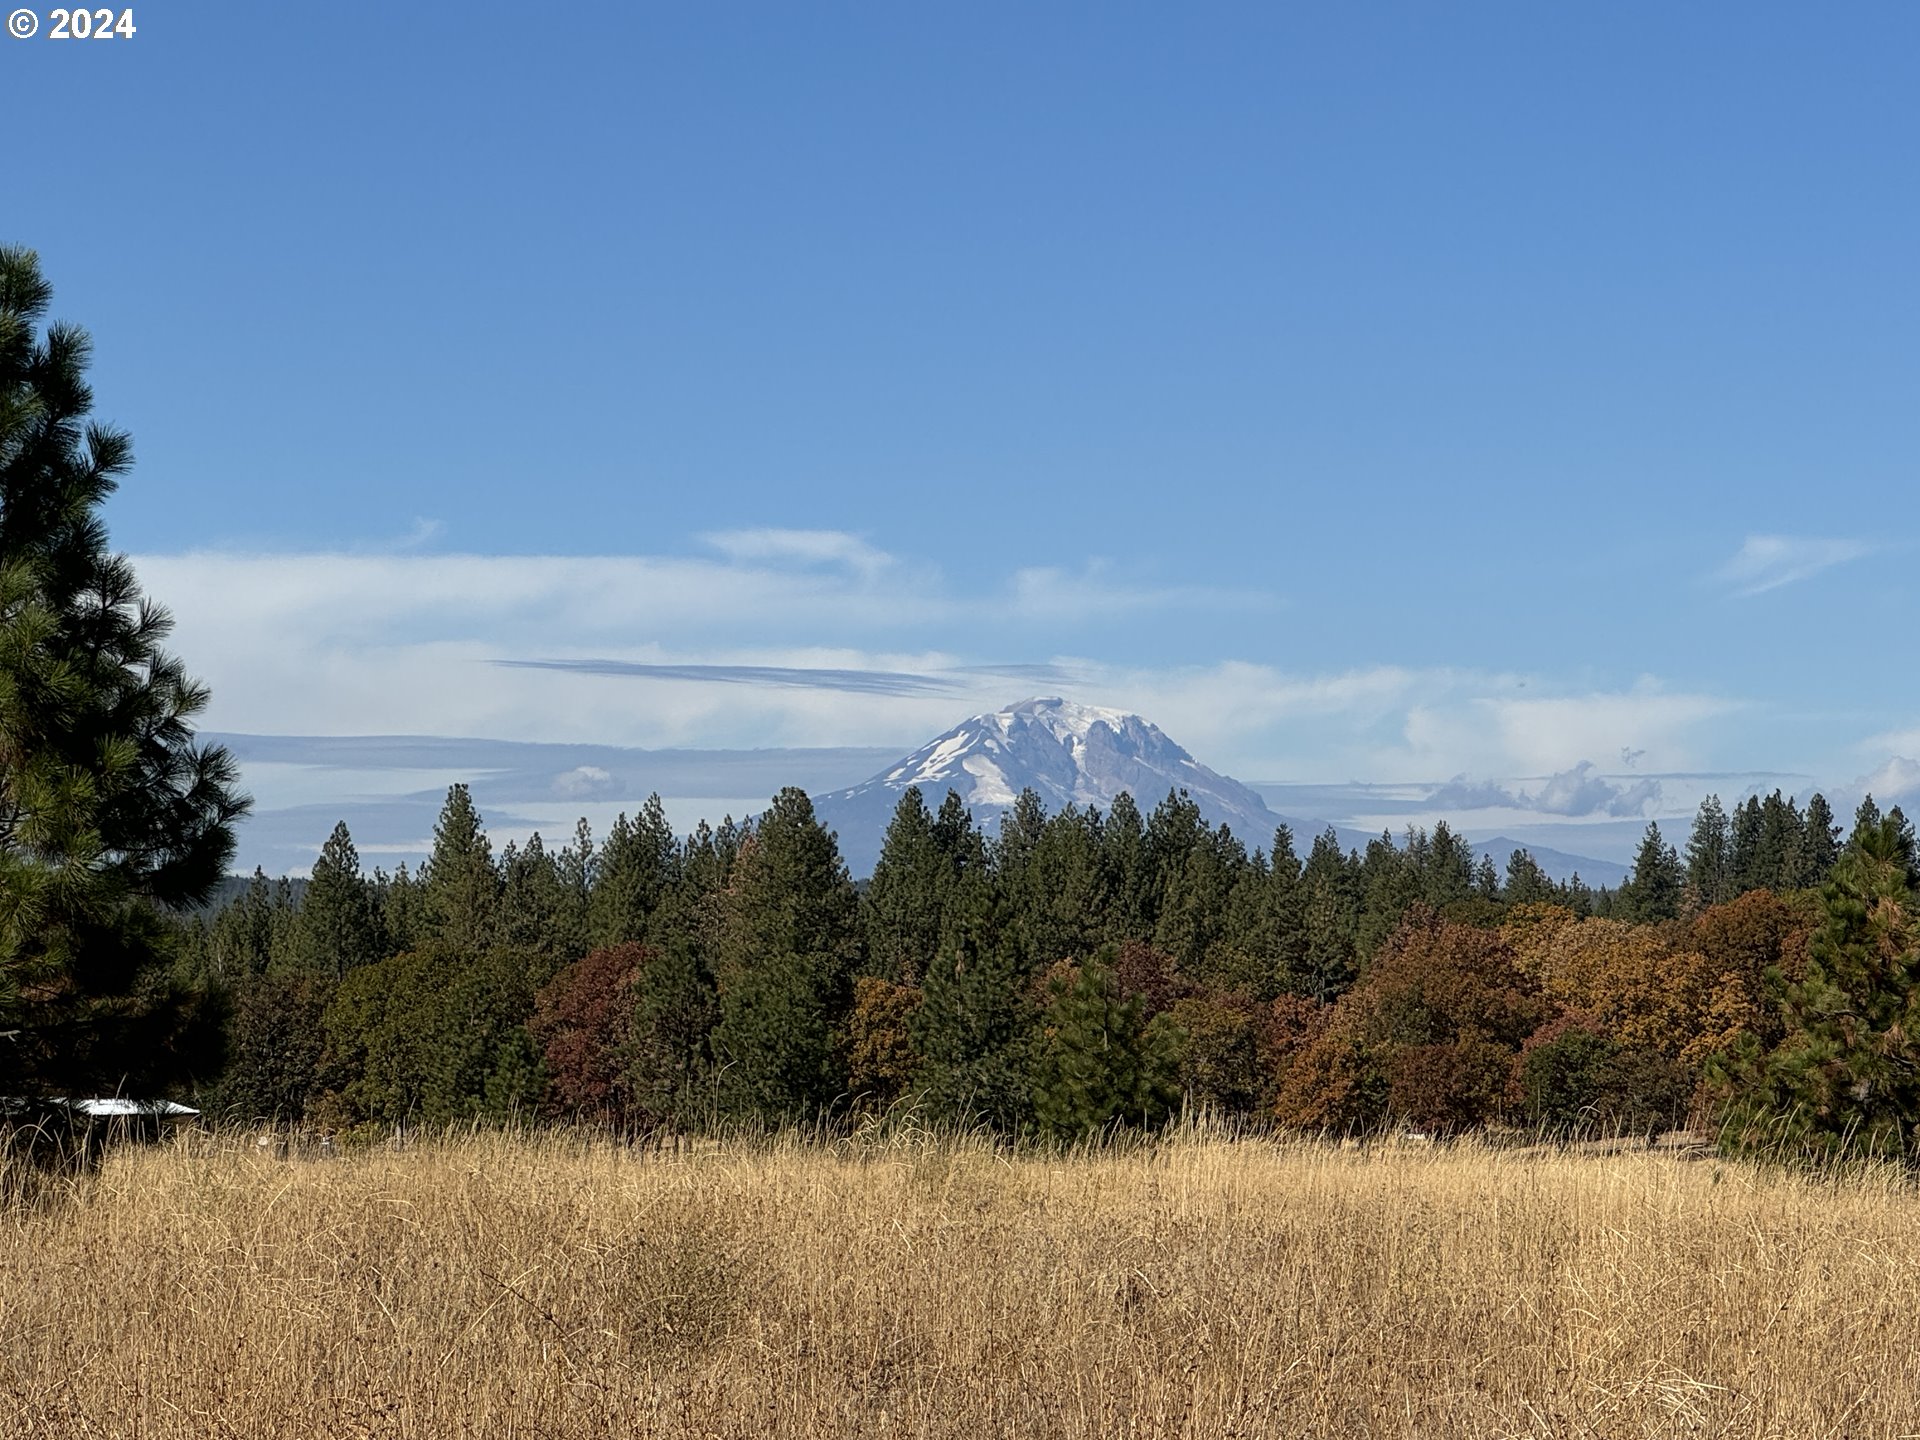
<box><xmin>497</xmin><ymin>659</ymin><xmax>969</xmax><ymax>698</ymax></box>
<box><xmin>350</xmin><ymin>516</ymin><xmax>445</xmax><ymax>555</ymax></box>
<box><xmin>1714</xmin><ymin>534</ymin><xmax>1873</xmax><ymax>597</ymax></box>
<box><xmin>1005</xmin><ymin>562</ymin><xmax>1273</xmax><ymax>623</ymax></box>
<box><xmin>701</xmin><ymin>528</ymin><xmax>894</xmax><ymax>578</ymax></box>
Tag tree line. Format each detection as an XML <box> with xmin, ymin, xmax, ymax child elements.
<box><xmin>173</xmin><ymin>779</ymin><xmax>1920</xmax><ymax>1155</ymax></box>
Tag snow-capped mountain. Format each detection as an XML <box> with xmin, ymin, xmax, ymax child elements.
<box><xmin>813</xmin><ymin>697</ymin><xmax>1285</xmax><ymax>875</ymax></box>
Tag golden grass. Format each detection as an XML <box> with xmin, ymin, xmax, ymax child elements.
<box><xmin>3</xmin><ymin>1127</ymin><xmax>1919</xmax><ymax>1437</ymax></box>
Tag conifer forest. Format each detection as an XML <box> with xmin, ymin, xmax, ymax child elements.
<box><xmin>180</xmin><ymin>777</ymin><xmax>1920</xmax><ymax>1157</ymax></box>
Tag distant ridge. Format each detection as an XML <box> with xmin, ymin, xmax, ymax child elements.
<box><xmin>1467</xmin><ymin>837</ymin><xmax>1629</xmax><ymax>889</ymax></box>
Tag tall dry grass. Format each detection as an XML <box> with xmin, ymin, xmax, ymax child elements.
<box><xmin>2</xmin><ymin>1125</ymin><xmax>1918</xmax><ymax>1437</ymax></box>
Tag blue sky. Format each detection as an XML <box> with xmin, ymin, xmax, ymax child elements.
<box><xmin>8</xmin><ymin>4</ymin><xmax>1920</xmax><ymax>871</ymax></box>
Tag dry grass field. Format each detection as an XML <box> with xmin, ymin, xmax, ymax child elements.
<box><xmin>4</xmin><ymin>1127</ymin><xmax>1919</xmax><ymax>1439</ymax></box>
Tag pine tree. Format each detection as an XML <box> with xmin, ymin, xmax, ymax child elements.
<box><xmin>376</xmin><ymin>862</ymin><xmax>428</xmax><ymax>955</ymax></box>
<box><xmin>217</xmin><ymin>972</ymin><xmax>332</xmax><ymax>1123</ymax></box>
<box><xmin>1754</xmin><ymin>791</ymin><xmax>1805</xmax><ymax>892</ymax></box>
<box><xmin>708</xmin><ymin>788</ymin><xmax>861</xmax><ymax>1121</ymax></box>
<box><xmin>419</xmin><ymin>784</ymin><xmax>498</xmax><ymax>954</ymax></box>
<box><xmin>913</xmin><ymin>919</ymin><xmax>1033</xmax><ymax>1131</ymax></box>
<box><xmin>1421</xmin><ymin>822</ymin><xmax>1477</xmax><ymax>909</ymax></box>
<box><xmin>1298</xmin><ymin>830</ymin><xmax>1360</xmax><ymax>1002</ymax></box>
<box><xmin>1620</xmin><ymin>822</ymin><xmax>1683</xmax><ymax>923</ymax></box>
<box><xmin>1098</xmin><ymin>791</ymin><xmax>1153</xmax><ymax>943</ymax></box>
<box><xmin>1142</xmin><ymin>790</ymin><xmax>1207</xmax><ymax>918</ymax></box>
<box><xmin>1686</xmin><ymin>796</ymin><xmax>1734</xmax><ymax>909</ymax></box>
<box><xmin>1031</xmin><ymin>952</ymin><xmax>1181</xmax><ymax>1138</ymax></box>
<box><xmin>1356</xmin><ymin>830</ymin><xmax>1419</xmax><ymax>958</ymax></box>
<box><xmin>1504</xmin><ymin>849</ymin><xmax>1561</xmax><ymax>907</ymax></box>
<box><xmin>863</xmin><ymin>786</ymin><xmax>990</xmax><ymax>986</ymax></box>
<box><xmin>863</xmin><ymin>787</ymin><xmax>945</xmax><ymax>985</ymax></box>
<box><xmin>1023</xmin><ymin>806</ymin><xmax>1108</xmax><ymax>972</ymax></box>
<box><xmin>207</xmin><ymin>869</ymin><xmax>280</xmax><ymax>981</ymax></box>
<box><xmin>1799</xmin><ymin>793</ymin><xmax>1841</xmax><ymax>887</ymax></box>
<box><xmin>1728</xmin><ymin>812</ymin><xmax>1920</xmax><ymax>1161</ymax></box>
<box><xmin>498</xmin><ymin>831</ymin><xmax>576</xmax><ymax>982</ymax></box>
<box><xmin>1732</xmin><ymin>796</ymin><xmax>1766</xmax><ymax>895</ymax></box>
<box><xmin>1231</xmin><ymin>825</ymin><xmax>1307</xmax><ymax>998</ymax></box>
<box><xmin>626</xmin><ymin>934</ymin><xmax>719</xmax><ymax>1124</ymax></box>
<box><xmin>290</xmin><ymin>822</ymin><xmax>382</xmax><ymax>979</ymax></box>
<box><xmin>588</xmin><ymin>795</ymin><xmax>678</xmax><ymax>947</ymax></box>
<box><xmin>1154</xmin><ymin>824</ymin><xmax>1244</xmax><ymax>986</ymax></box>
<box><xmin>0</xmin><ymin>249</ymin><xmax>249</xmax><ymax>1096</ymax></box>
<box><xmin>1472</xmin><ymin>853</ymin><xmax>1501</xmax><ymax>901</ymax></box>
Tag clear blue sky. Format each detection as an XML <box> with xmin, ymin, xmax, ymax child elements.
<box><xmin>8</xmin><ymin>4</ymin><xmax>1919</xmax><ymax>868</ymax></box>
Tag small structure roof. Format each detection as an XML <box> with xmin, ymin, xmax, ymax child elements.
<box><xmin>65</xmin><ymin>1098</ymin><xmax>199</xmax><ymax>1118</ymax></box>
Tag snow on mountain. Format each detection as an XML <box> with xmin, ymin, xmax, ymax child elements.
<box><xmin>814</xmin><ymin>697</ymin><xmax>1286</xmax><ymax>876</ymax></box>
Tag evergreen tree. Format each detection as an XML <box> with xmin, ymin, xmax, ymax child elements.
<box><xmin>554</xmin><ymin>816</ymin><xmax>595</xmax><ymax>955</ymax></box>
<box><xmin>1890</xmin><ymin>807</ymin><xmax>1920</xmax><ymax>891</ymax></box>
<box><xmin>1021</xmin><ymin>805</ymin><xmax>1108</xmax><ymax>972</ymax></box>
<box><xmin>1230</xmin><ymin>825</ymin><xmax>1307</xmax><ymax>998</ymax></box>
<box><xmin>498</xmin><ymin>831</ymin><xmax>576</xmax><ymax>982</ymax></box>
<box><xmin>1155</xmin><ymin>823</ymin><xmax>1245</xmax><ymax>987</ymax></box>
<box><xmin>375</xmin><ymin>862</ymin><xmax>428</xmax><ymax>956</ymax></box>
<box><xmin>1727</xmin><ymin>813</ymin><xmax>1920</xmax><ymax>1161</ymax></box>
<box><xmin>1755</xmin><ymin>790</ymin><xmax>1805</xmax><ymax>892</ymax></box>
<box><xmin>864</xmin><ymin>786</ymin><xmax>989</xmax><ymax>986</ymax></box>
<box><xmin>322</xmin><ymin>942</ymin><xmax>542</xmax><ymax>1126</ymax></box>
<box><xmin>419</xmin><ymin>784</ymin><xmax>498</xmax><ymax>954</ymax></box>
<box><xmin>1142</xmin><ymin>790</ymin><xmax>1207</xmax><ymax>918</ymax></box>
<box><xmin>207</xmin><ymin>869</ymin><xmax>282</xmax><ymax>981</ymax></box>
<box><xmin>708</xmin><ymin>788</ymin><xmax>861</xmax><ymax>1121</ymax></box>
<box><xmin>1619</xmin><ymin>822</ymin><xmax>1684</xmax><ymax>923</ymax></box>
<box><xmin>1098</xmin><ymin>791</ymin><xmax>1153</xmax><ymax>943</ymax></box>
<box><xmin>1421</xmin><ymin>821</ymin><xmax>1477</xmax><ymax>909</ymax></box>
<box><xmin>1298</xmin><ymin>830</ymin><xmax>1360</xmax><ymax>1001</ymax></box>
<box><xmin>1686</xmin><ymin>795</ymin><xmax>1734</xmax><ymax>909</ymax></box>
<box><xmin>1731</xmin><ymin>796</ymin><xmax>1764</xmax><ymax>895</ymax></box>
<box><xmin>863</xmin><ymin>787</ymin><xmax>945</xmax><ymax>985</ymax></box>
<box><xmin>1356</xmin><ymin>830</ymin><xmax>1420</xmax><ymax>958</ymax></box>
<box><xmin>1503</xmin><ymin>849</ymin><xmax>1561</xmax><ymax>908</ymax></box>
<box><xmin>913</xmin><ymin>922</ymin><xmax>1033</xmax><ymax>1131</ymax></box>
<box><xmin>1472</xmin><ymin>853</ymin><xmax>1501</xmax><ymax>902</ymax></box>
<box><xmin>217</xmin><ymin>972</ymin><xmax>332</xmax><ymax>1123</ymax></box>
<box><xmin>0</xmin><ymin>249</ymin><xmax>248</xmax><ymax>1095</ymax></box>
<box><xmin>588</xmin><ymin>795</ymin><xmax>678</xmax><ymax>946</ymax></box>
<box><xmin>1030</xmin><ymin>952</ymin><xmax>1181</xmax><ymax>1138</ymax></box>
<box><xmin>1799</xmin><ymin>793</ymin><xmax>1841</xmax><ymax>887</ymax></box>
<box><xmin>289</xmin><ymin>822</ymin><xmax>382</xmax><ymax>979</ymax></box>
<box><xmin>626</xmin><ymin>934</ymin><xmax>720</xmax><ymax>1124</ymax></box>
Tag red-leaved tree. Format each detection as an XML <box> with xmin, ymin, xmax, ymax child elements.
<box><xmin>530</xmin><ymin>943</ymin><xmax>647</xmax><ymax>1125</ymax></box>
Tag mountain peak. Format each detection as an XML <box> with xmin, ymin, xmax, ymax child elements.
<box><xmin>814</xmin><ymin>698</ymin><xmax>1279</xmax><ymax>874</ymax></box>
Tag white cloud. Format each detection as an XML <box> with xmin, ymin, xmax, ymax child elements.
<box><xmin>129</xmin><ymin>542</ymin><xmax>1751</xmax><ymax>805</ymax></box>
<box><xmin>1425</xmin><ymin>763</ymin><xmax>1660</xmax><ymax>819</ymax></box>
<box><xmin>1714</xmin><ymin>534</ymin><xmax>1873</xmax><ymax>597</ymax></box>
<box><xmin>701</xmin><ymin>528</ymin><xmax>895</xmax><ymax>578</ymax></box>
<box><xmin>553</xmin><ymin>765</ymin><xmax>614</xmax><ymax>798</ymax></box>
<box><xmin>1396</xmin><ymin>683</ymin><xmax>1734</xmax><ymax>779</ymax></box>
<box><xmin>1859</xmin><ymin>756</ymin><xmax>1920</xmax><ymax>805</ymax></box>
<box><xmin>1861</xmin><ymin>725</ymin><xmax>1920</xmax><ymax>758</ymax></box>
